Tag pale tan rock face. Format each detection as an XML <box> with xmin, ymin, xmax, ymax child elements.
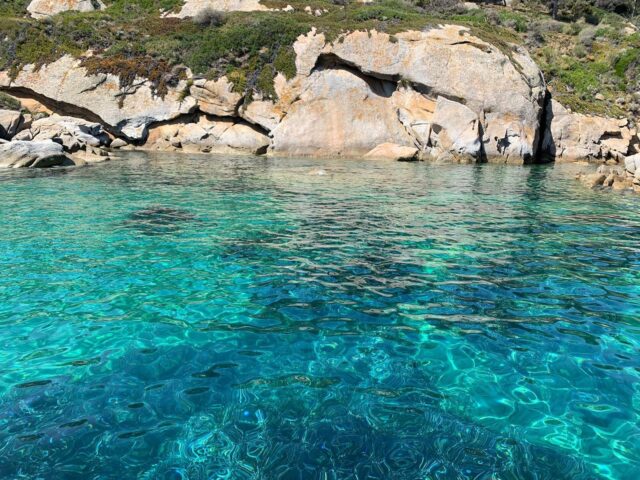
<box><xmin>27</xmin><ymin>0</ymin><xmax>105</xmax><ymax>19</ymax></box>
<box><xmin>315</xmin><ymin>27</ymin><xmax>546</xmax><ymax>162</ymax></box>
<box><xmin>144</xmin><ymin>115</ymin><xmax>269</xmax><ymax>155</ymax></box>
<box><xmin>167</xmin><ymin>0</ymin><xmax>268</xmax><ymax>17</ymax></box>
<box><xmin>4</xmin><ymin>56</ymin><xmax>196</xmax><ymax>141</ymax></box>
<box><xmin>191</xmin><ymin>77</ymin><xmax>242</xmax><ymax>117</ymax></box>
<box><xmin>429</xmin><ymin>97</ymin><xmax>481</xmax><ymax>161</ymax></box>
<box><xmin>240</xmin><ymin>99</ymin><xmax>283</xmax><ymax>132</ymax></box>
<box><xmin>542</xmin><ymin>100</ymin><xmax>633</xmax><ymax>161</ymax></box>
<box><xmin>270</xmin><ymin>68</ymin><xmax>415</xmax><ymax>157</ymax></box>
<box><xmin>294</xmin><ymin>29</ymin><xmax>326</xmax><ymax>77</ymax></box>
<box><xmin>392</xmin><ymin>86</ymin><xmax>435</xmax><ymax>147</ymax></box>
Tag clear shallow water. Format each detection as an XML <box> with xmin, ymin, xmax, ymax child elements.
<box><xmin>0</xmin><ymin>153</ymin><xmax>639</xmax><ymax>480</ymax></box>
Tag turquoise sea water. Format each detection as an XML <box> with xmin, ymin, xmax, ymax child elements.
<box><xmin>0</xmin><ymin>153</ymin><xmax>639</xmax><ymax>479</ymax></box>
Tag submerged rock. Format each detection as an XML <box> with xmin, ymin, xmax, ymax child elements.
<box><xmin>124</xmin><ymin>205</ymin><xmax>197</xmax><ymax>235</ymax></box>
<box><xmin>578</xmin><ymin>172</ymin><xmax>607</xmax><ymax>188</ymax></box>
<box><xmin>0</xmin><ymin>140</ymin><xmax>72</xmax><ymax>168</ymax></box>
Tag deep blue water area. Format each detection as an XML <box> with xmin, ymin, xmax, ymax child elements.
<box><xmin>0</xmin><ymin>153</ymin><xmax>639</xmax><ymax>479</ymax></box>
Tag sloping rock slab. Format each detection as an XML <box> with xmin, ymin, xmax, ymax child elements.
<box><xmin>0</xmin><ymin>140</ymin><xmax>72</xmax><ymax>168</ymax></box>
<box><xmin>1</xmin><ymin>56</ymin><xmax>196</xmax><ymax>141</ymax></box>
<box><xmin>320</xmin><ymin>27</ymin><xmax>546</xmax><ymax>162</ymax></box>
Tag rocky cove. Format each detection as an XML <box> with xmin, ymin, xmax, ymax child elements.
<box><xmin>1</xmin><ymin>23</ymin><xmax>640</xmax><ymax>191</ymax></box>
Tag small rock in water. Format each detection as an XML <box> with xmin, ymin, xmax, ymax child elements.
<box><xmin>309</xmin><ymin>168</ymin><xmax>327</xmax><ymax>176</ymax></box>
<box><xmin>578</xmin><ymin>172</ymin><xmax>607</xmax><ymax>188</ymax></box>
<box><xmin>110</xmin><ymin>138</ymin><xmax>128</xmax><ymax>149</ymax></box>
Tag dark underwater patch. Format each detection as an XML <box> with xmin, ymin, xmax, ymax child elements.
<box><xmin>123</xmin><ymin>205</ymin><xmax>198</xmax><ymax>236</ymax></box>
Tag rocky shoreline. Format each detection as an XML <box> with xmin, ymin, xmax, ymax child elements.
<box><xmin>1</xmin><ymin>24</ymin><xmax>639</xmax><ymax>191</ymax></box>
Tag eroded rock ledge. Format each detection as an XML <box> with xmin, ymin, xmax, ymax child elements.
<box><xmin>0</xmin><ymin>24</ymin><xmax>638</xmax><ymax>180</ymax></box>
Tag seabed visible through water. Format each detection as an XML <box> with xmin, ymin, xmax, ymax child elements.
<box><xmin>0</xmin><ymin>152</ymin><xmax>639</xmax><ymax>479</ymax></box>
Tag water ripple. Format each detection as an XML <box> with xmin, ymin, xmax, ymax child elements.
<box><xmin>0</xmin><ymin>154</ymin><xmax>639</xmax><ymax>479</ymax></box>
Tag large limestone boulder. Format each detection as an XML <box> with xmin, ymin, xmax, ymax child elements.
<box><xmin>541</xmin><ymin>99</ymin><xmax>633</xmax><ymax>161</ymax></box>
<box><xmin>0</xmin><ymin>140</ymin><xmax>72</xmax><ymax>168</ymax></box>
<box><xmin>27</xmin><ymin>0</ymin><xmax>105</xmax><ymax>19</ymax></box>
<box><xmin>1</xmin><ymin>56</ymin><xmax>196</xmax><ymax>141</ymax></box>
<box><xmin>13</xmin><ymin>114</ymin><xmax>109</xmax><ymax>152</ymax></box>
<box><xmin>0</xmin><ymin>110</ymin><xmax>25</xmax><ymax>140</ymax></box>
<box><xmin>270</xmin><ymin>68</ymin><xmax>415</xmax><ymax>157</ymax></box>
<box><xmin>263</xmin><ymin>26</ymin><xmax>544</xmax><ymax>161</ymax></box>
<box><xmin>167</xmin><ymin>0</ymin><xmax>269</xmax><ymax>18</ymax></box>
<box><xmin>144</xmin><ymin>114</ymin><xmax>269</xmax><ymax>155</ymax></box>
<box><xmin>319</xmin><ymin>27</ymin><xmax>546</xmax><ymax>162</ymax></box>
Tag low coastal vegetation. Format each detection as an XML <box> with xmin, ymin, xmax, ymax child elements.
<box><xmin>0</xmin><ymin>0</ymin><xmax>639</xmax><ymax>115</ymax></box>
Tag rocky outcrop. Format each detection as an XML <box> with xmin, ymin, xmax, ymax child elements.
<box><xmin>27</xmin><ymin>0</ymin><xmax>105</xmax><ymax>19</ymax></box>
<box><xmin>3</xmin><ymin>24</ymin><xmax>636</xmax><ymax>171</ymax></box>
<box><xmin>0</xmin><ymin>56</ymin><xmax>196</xmax><ymax>141</ymax></box>
<box><xmin>0</xmin><ymin>140</ymin><xmax>72</xmax><ymax>168</ymax></box>
<box><xmin>0</xmin><ymin>110</ymin><xmax>26</xmax><ymax>140</ymax></box>
<box><xmin>0</xmin><ymin>26</ymin><xmax>547</xmax><ymax>161</ymax></box>
<box><xmin>257</xmin><ymin>26</ymin><xmax>546</xmax><ymax>162</ymax></box>
<box><xmin>542</xmin><ymin>99</ymin><xmax>634</xmax><ymax>161</ymax></box>
<box><xmin>318</xmin><ymin>27</ymin><xmax>546</xmax><ymax>162</ymax></box>
<box><xmin>14</xmin><ymin>114</ymin><xmax>109</xmax><ymax>152</ymax></box>
<box><xmin>167</xmin><ymin>0</ymin><xmax>268</xmax><ymax>17</ymax></box>
<box><xmin>143</xmin><ymin>114</ymin><xmax>269</xmax><ymax>155</ymax></box>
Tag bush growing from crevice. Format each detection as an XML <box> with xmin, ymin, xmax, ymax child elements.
<box><xmin>81</xmin><ymin>55</ymin><xmax>187</xmax><ymax>103</ymax></box>
<box><xmin>192</xmin><ymin>8</ymin><xmax>226</xmax><ymax>27</ymax></box>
